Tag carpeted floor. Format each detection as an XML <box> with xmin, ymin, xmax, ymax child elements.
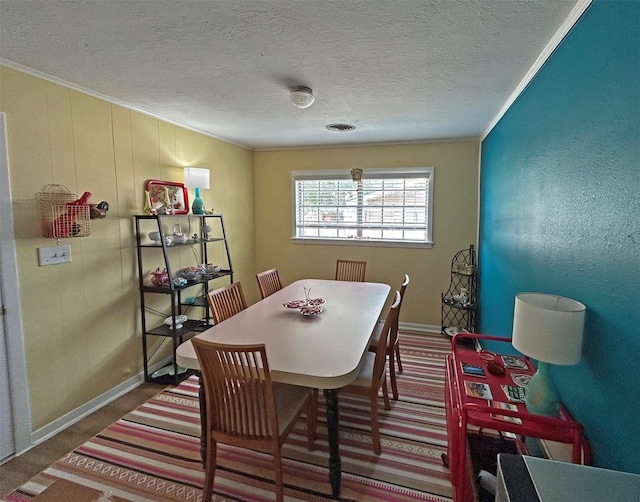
<box><xmin>3</xmin><ymin>331</ymin><xmax>454</xmax><ymax>502</ymax></box>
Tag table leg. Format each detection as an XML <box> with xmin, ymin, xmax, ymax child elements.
<box><xmin>197</xmin><ymin>371</ymin><xmax>206</xmax><ymax>465</ymax></box>
<box><xmin>324</xmin><ymin>388</ymin><xmax>341</xmax><ymax>498</ymax></box>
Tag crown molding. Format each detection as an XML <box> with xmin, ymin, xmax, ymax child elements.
<box><xmin>482</xmin><ymin>0</ymin><xmax>594</xmax><ymax>141</ymax></box>
<box><xmin>0</xmin><ymin>58</ymin><xmax>249</xmax><ymax>150</ymax></box>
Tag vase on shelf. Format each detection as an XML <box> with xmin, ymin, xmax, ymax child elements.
<box><xmin>191</xmin><ymin>187</ymin><xmax>205</xmax><ymax>215</ymax></box>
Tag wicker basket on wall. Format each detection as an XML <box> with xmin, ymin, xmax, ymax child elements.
<box><xmin>36</xmin><ymin>184</ymin><xmax>91</xmax><ymax>238</ymax></box>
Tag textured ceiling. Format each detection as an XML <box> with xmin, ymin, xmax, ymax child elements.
<box><xmin>0</xmin><ymin>0</ymin><xmax>581</xmax><ymax>150</ymax></box>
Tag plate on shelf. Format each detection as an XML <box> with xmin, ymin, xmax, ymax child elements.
<box><xmin>176</xmin><ymin>266</ymin><xmax>204</xmax><ymax>281</ymax></box>
<box><xmin>151</xmin><ymin>365</ymin><xmax>188</xmax><ymax>378</ymax></box>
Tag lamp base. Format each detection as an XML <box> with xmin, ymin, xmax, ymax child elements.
<box><xmin>191</xmin><ymin>197</ymin><xmax>205</xmax><ymax>215</ymax></box>
<box><xmin>191</xmin><ymin>187</ymin><xmax>205</xmax><ymax>215</ymax></box>
<box><xmin>524</xmin><ymin>361</ymin><xmax>560</xmax><ymax>417</ymax></box>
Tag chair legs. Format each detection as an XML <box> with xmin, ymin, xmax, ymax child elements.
<box><xmin>273</xmin><ymin>449</ymin><xmax>284</xmax><ymax>502</ymax></box>
<box><xmin>371</xmin><ymin>376</ymin><xmax>391</xmax><ymax>456</ymax></box>
<box><xmin>387</xmin><ymin>339</ymin><xmax>404</xmax><ymax>400</ymax></box>
<box><xmin>389</xmin><ymin>349</ymin><xmax>399</xmax><ymax>401</ymax></box>
<box><xmin>371</xmin><ymin>345</ymin><xmax>403</xmax><ymax>400</ymax></box>
<box><xmin>202</xmin><ymin>440</ymin><xmax>217</xmax><ymax>502</ymax></box>
<box><xmin>203</xmin><ymin>431</ymin><xmax>314</xmax><ymax>502</ymax></box>
<box><xmin>382</xmin><ymin>375</ymin><xmax>391</xmax><ymax>411</ymax></box>
<box><xmin>201</xmin><ymin>410</ymin><xmax>315</xmax><ymax>502</ymax></box>
<box><xmin>395</xmin><ymin>343</ymin><xmax>403</xmax><ymax>373</ymax></box>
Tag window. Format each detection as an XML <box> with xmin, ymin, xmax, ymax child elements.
<box><xmin>292</xmin><ymin>167</ymin><xmax>434</xmax><ymax>248</ymax></box>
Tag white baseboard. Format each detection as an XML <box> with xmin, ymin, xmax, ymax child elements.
<box><xmin>28</xmin><ymin>358</ymin><xmax>171</xmax><ymax>449</ymax></box>
<box><xmin>399</xmin><ymin>322</ymin><xmax>442</xmax><ymax>334</ymax></box>
<box><xmin>22</xmin><ymin>325</ymin><xmax>439</xmax><ymax>456</ymax></box>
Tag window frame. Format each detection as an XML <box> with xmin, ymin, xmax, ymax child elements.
<box><xmin>291</xmin><ymin>167</ymin><xmax>434</xmax><ymax>248</ymax></box>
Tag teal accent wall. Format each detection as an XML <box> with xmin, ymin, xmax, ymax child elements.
<box><xmin>479</xmin><ymin>0</ymin><xmax>640</xmax><ymax>473</ymax></box>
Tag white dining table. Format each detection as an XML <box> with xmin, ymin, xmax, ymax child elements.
<box><xmin>176</xmin><ymin>278</ymin><xmax>391</xmax><ymax>498</ymax></box>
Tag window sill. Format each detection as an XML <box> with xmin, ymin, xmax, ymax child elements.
<box><xmin>291</xmin><ymin>237</ymin><xmax>433</xmax><ymax>249</ymax></box>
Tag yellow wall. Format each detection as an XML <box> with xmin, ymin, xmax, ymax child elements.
<box><xmin>1</xmin><ymin>64</ymin><xmax>478</xmax><ymax>433</ymax></box>
<box><xmin>253</xmin><ymin>142</ymin><xmax>479</xmax><ymax>326</ymax></box>
<box><xmin>0</xmin><ymin>66</ymin><xmax>255</xmax><ymax>430</ymax></box>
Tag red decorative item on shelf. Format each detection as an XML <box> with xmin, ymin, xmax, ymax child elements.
<box><xmin>146</xmin><ymin>180</ymin><xmax>189</xmax><ymax>215</ymax></box>
<box><xmin>150</xmin><ymin>268</ymin><xmax>169</xmax><ymax>286</ymax></box>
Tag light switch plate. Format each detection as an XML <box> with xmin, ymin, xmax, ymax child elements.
<box><xmin>38</xmin><ymin>245</ymin><xmax>72</xmax><ymax>266</ymax></box>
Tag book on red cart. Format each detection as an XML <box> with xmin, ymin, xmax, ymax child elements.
<box><xmin>464</xmin><ymin>381</ymin><xmax>493</xmax><ymax>399</ymax></box>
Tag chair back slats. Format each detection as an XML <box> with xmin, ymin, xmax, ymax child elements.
<box><xmin>373</xmin><ymin>291</ymin><xmax>401</xmax><ymax>380</ymax></box>
<box><xmin>256</xmin><ymin>268</ymin><xmax>283</xmax><ymax>299</ymax></box>
<box><xmin>193</xmin><ymin>340</ymin><xmax>315</xmax><ymax>502</ymax></box>
<box><xmin>335</xmin><ymin>259</ymin><xmax>367</xmax><ymax>282</ymax></box>
<box><xmin>390</xmin><ymin>274</ymin><xmax>410</xmax><ymax>346</ymax></box>
<box><xmin>400</xmin><ymin>274</ymin><xmax>410</xmax><ymax>296</ymax></box>
<box><xmin>193</xmin><ymin>340</ymin><xmax>277</xmax><ymax>441</ymax></box>
<box><xmin>207</xmin><ymin>282</ymin><xmax>248</xmax><ymax>324</ymax></box>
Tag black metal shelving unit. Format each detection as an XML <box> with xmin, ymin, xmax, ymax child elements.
<box><xmin>134</xmin><ymin>214</ymin><xmax>233</xmax><ymax>384</ymax></box>
<box><xmin>441</xmin><ymin>244</ymin><xmax>477</xmax><ymax>336</ymax></box>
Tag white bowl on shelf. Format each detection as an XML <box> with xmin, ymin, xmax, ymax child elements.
<box><xmin>164</xmin><ymin>315</ymin><xmax>188</xmax><ymax>329</ymax></box>
<box><xmin>203</xmin><ymin>264</ymin><xmax>221</xmax><ymax>274</ymax></box>
<box><xmin>444</xmin><ymin>327</ymin><xmax>460</xmax><ymax>337</ymax></box>
<box><xmin>444</xmin><ymin>326</ymin><xmax>470</xmax><ymax>337</ymax></box>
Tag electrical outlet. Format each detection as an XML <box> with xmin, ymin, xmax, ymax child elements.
<box><xmin>38</xmin><ymin>245</ymin><xmax>72</xmax><ymax>266</ymax></box>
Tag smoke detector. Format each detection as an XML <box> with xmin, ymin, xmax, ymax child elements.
<box><xmin>289</xmin><ymin>86</ymin><xmax>315</xmax><ymax>108</ymax></box>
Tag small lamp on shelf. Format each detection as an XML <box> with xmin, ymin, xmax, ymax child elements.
<box><xmin>183</xmin><ymin>167</ymin><xmax>210</xmax><ymax>215</ymax></box>
<box><xmin>512</xmin><ymin>292</ymin><xmax>586</xmax><ymax>417</ymax></box>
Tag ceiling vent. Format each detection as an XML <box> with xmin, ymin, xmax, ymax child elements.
<box><xmin>326</xmin><ymin>123</ymin><xmax>356</xmax><ymax>132</ymax></box>
<box><xmin>288</xmin><ymin>86</ymin><xmax>315</xmax><ymax>108</ymax></box>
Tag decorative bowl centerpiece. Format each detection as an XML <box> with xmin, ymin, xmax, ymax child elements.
<box><xmin>283</xmin><ymin>287</ymin><xmax>326</xmax><ymax>315</ymax></box>
<box><xmin>300</xmin><ymin>304</ymin><xmax>323</xmax><ymax>316</ymax></box>
<box><xmin>283</xmin><ymin>300</ymin><xmax>306</xmax><ymax>309</ymax></box>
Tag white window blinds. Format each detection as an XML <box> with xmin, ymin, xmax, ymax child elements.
<box><xmin>292</xmin><ymin>167</ymin><xmax>433</xmax><ymax>247</ymax></box>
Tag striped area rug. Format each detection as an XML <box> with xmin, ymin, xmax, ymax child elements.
<box><xmin>4</xmin><ymin>331</ymin><xmax>454</xmax><ymax>502</ymax></box>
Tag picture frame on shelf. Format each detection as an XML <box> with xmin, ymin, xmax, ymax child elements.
<box><xmin>146</xmin><ymin>180</ymin><xmax>189</xmax><ymax>215</ymax></box>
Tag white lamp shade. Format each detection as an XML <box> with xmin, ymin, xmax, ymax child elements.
<box><xmin>184</xmin><ymin>167</ymin><xmax>210</xmax><ymax>189</ymax></box>
<box><xmin>512</xmin><ymin>293</ymin><xmax>585</xmax><ymax>365</ymax></box>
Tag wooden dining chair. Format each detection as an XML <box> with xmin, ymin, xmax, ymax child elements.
<box><xmin>340</xmin><ymin>290</ymin><xmax>401</xmax><ymax>455</ymax></box>
<box><xmin>369</xmin><ymin>274</ymin><xmax>410</xmax><ymax>400</ymax></box>
<box><xmin>335</xmin><ymin>259</ymin><xmax>367</xmax><ymax>282</ymax></box>
<box><xmin>192</xmin><ymin>339</ymin><xmax>316</xmax><ymax>502</ymax></box>
<box><xmin>206</xmin><ymin>282</ymin><xmax>247</xmax><ymax>324</ymax></box>
<box><xmin>256</xmin><ymin>268</ymin><xmax>283</xmax><ymax>299</ymax></box>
